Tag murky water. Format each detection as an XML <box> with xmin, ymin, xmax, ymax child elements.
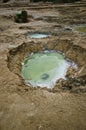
<box><xmin>28</xmin><ymin>33</ymin><xmax>50</xmax><ymax>38</ymax></box>
<box><xmin>22</xmin><ymin>51</ymin><xmax>71</xmax><ymax>89</ymax></box>
<box><xmin>74</xmin><ymin>25</ymin><xmax>86</xmax><ymax>33</ymax></box>
<box><xmin>76</xmin><ymin>27</ymin><xmax>86</xmax><ymax>33</ymax></box>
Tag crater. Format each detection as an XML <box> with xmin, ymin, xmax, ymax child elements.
<box><xmin>7</xmin><ymin>39</ymin><xmax>86</xmax><ymax>92</ymax></box>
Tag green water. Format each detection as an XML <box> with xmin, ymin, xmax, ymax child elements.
<box><xmin>22</xmin><ymin>51</ymin><xmax>70</xmax><ymax>88</ymax></box>
<box><xmin>75</xmin><ymin>26</ymin><xmax>86</xmax><ymax>33</ymax></box>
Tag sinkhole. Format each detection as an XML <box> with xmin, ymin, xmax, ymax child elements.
<box><xmin>27</xmin><ymin>32</ymin><xmax>50</xmax><ymax>39</ymax></box>
<box><xmin>21</xmin><ymin>51</ymin><xmax>71</xmax><ymax>89</ymax></box>
<box><xmin>7</xmin><ymin>40</ymin><xmax>86</xmax><ymax>92</ymax></box>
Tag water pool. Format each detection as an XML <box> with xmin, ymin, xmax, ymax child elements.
<box><xmin>28</xmin><ymin>33</ymin><xmax>50</xmax><ymax>38</ymax></box>
<box><xmin>22</xmin><ymin>51</ymin><xmax>71</xmax><ymax>89</ymax></box>
<box><xmin>74</xmin><ymin>26</ymin><xmax>86</xmax><ymax>33</ymax></box>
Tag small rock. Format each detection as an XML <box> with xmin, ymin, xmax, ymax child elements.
<box><xmin>41</xmin><ymin>73</ymin><xmax>49</xmax><ymax>80</ymax></box>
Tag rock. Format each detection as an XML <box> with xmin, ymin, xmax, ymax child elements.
<box><xmin>64</xmin><ymin>27</ymin><xmax>72</xmax><ymax>31</ymax></box>
<box><xmin>41</xmin><ymin>73</ymin><xmax>49</xmax><ymax>80</ymax></box>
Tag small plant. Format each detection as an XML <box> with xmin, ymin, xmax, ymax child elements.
<box><xmin>21</xmin><ymin>10</ymin><xmax>28</xmax><ymax>23</ymax></box>
<box><xmin>14</xmin><ymin>10</ymin><xmax>28</xmax><ymax>23</ymax></box>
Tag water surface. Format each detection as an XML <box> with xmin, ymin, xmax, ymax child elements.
<box><xmin>22</xmin><ymin>51</ymin><xmax>71</xmax><ymax>88</ymax></box>
<box><xmin>28</xmin><ymin>33</ymin><xmax>50</xmax><ymax>38</ymax></box>
<box><xmin>74</xmin><ymin>26</ymin><xmax>86</xmax><ymax>33</ymax></box>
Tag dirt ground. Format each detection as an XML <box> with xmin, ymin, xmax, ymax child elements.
<box><xmin>0</xmin><ymin>1</ymin><xmax>86</xmax><ymax>130</ymax></box>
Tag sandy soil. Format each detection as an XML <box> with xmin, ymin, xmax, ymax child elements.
<box><xmin>0</xmin><ymin>1</ymin><xmax>86</xmax><ymax>130</ymax></box>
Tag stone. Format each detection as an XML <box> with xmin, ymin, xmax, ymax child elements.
<box><xmin>41</xmin><ymin>73</ymin><xmax>49</xmax><ymax>80</ymax></box>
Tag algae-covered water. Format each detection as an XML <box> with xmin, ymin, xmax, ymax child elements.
<box><xmin>28</xmin><ymin>33</ymin><xmax>50</xmax><ymax>38</ymax></box>
<box><xmin>22</xmin><ymin>51</ymin><xmax>71</xmax><ymax>88</ymax></box>
<box><xmin>75</xmin><ymin>26</ymin><xmax>86</xmax><ymax>33</ymax></box>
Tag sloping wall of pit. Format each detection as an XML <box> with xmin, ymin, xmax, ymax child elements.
<box><xmin>7</xmin><ymin>39</ymin><xmax>86</xmax><ymax>92</ymax></box>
